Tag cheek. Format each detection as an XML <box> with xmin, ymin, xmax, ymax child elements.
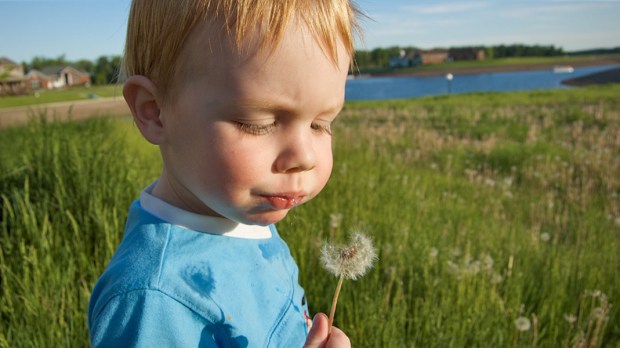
<box><xmin>211</xmin><ymin>141</ymin><xmax>269</xmax><ymax>186</ymax></box>
<box><xmin>316</xmin><ymin>142</ymin><xmax>334</xmax><ymax>186</ymax></box>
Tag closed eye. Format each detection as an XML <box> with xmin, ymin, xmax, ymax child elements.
<box><xmin>236</xmin><ymin>122</ymin><xmax>277</xmax><ymax>136</ymax></box>
<box><xmin>311</xmin><ymin>122</ymin><xmax>332</xmax><ymax>135</ymax></box>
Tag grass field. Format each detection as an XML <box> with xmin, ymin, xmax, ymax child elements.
<box><xmin>0</xmin><ymin>84</ymin><xmax>122</xmax><ymax>109</ymax></box>
<box><xmin>1</xmin><ymin>85</ymin><xmax>619</xmax><ymax>347</ymax></box>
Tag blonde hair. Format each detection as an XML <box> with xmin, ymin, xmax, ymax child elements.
<box><xmin>122</xmin><ymin>0</ymin><xmax>363</xmax><ymax>99</ymax></box>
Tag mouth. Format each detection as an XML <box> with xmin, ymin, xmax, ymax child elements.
<box><xmin>261</xmin><ymin>193</ymin><xmax>306</xmax><ymax>210</ymax></box>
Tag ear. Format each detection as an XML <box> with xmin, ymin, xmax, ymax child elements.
<box><xmin>123</xmin><ymin>75</ymin><xmax>164</xmax><ymax>144</ymax></box>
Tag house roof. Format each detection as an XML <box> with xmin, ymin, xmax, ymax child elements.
<box><xmin>40</xmin><ymin>65</ymin><xmax>66</xmax><ymax>76</ymax></box>
<box><xmin>25</xmin><ymin>70</ymin><xmax>51</xmax><ymax>78</ymax></box>
<box><xmin>38</xmin><ymin>65</ymin><xmax>90</xmax><ymax>77</ymax></box>
<box><xmin>0</xmin><ymin>57</ymin><xmax>19</xmax><ymax>66</ymax></box>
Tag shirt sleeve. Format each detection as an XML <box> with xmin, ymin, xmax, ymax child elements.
<box><xmin>90</xmin><ymin>289</ymin><xmax>216</xmax><ymax>348</ymax></box>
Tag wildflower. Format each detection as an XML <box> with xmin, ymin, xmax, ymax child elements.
<box><xmin>321</xmin><ymin>232</ymin><xmax>377</xmax><ymax>333</ymax></box>
<box><xmin>514</xmin><ymin>317</ymin><xmax>531</xmax><ymax>331</ymax></box>
<box><xmin>482</xmin><ymin>254</ymin><xmax>494</xmax><ymax>270</ymax></box>
<box><xmin>591</xmin><ymin>307</ymin><xmax>606</xmax><ymax>320</ymax></box>
<box><xmin>540</xmin><ymin>232</ymin><xmax>551</xmax><ymax>242</ymax></box>
<box><xmin>329</xmin><ymin>213</ymin><xmax>343</xmax><ymax>229</ymax></box>
<box><xmin>563</xmin><ymin>313</ymin><xmax>577</xmax><ymax>324</ymax></box>
<box><xmin>429</xmin><ymin>247</ymin><xmax>438</xmax><ymax>260</ymax></box>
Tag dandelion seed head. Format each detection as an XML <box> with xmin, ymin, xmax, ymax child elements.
<box><xmin>329</xmin><ymin>213</ymin><xmax>343</xmax><ymax>229</ymax></box>
<box><xmin>321</xmin><ymin>232</ymin><xmax>377</xmax><ymax>280</ymax></box>
<box><xmin>591</xmin><ymin>307</ymin><xmax>606</xmax><ymax>320</ymax></box>
<box><xmin>429</xmin><ymin>247</ymin><xmax>438</xmax><ymax>259</ymax></box>
<box><xmin>491</xmin><ymin>272</ymin><xmax>503</xmax><ymax>284</ymax></box>
<box><xmin>482</xmin><ymin>254</ymin><xmax>494</xmax><ymax>270</ymax></box>
<box><xmin>563</xmin><ymin>313</ymin><xmax>577</xmax><ymax>324</ymax></box>
<box><xmin>514</xmin><ymin>317</ymin><xmax>531</xmax><ymax>331</ymax></box>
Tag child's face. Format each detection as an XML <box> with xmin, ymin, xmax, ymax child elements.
<box><xmin>157</xmin><ymin>19</ymin><xmax>350</xmax><ymax>226</ymax></box>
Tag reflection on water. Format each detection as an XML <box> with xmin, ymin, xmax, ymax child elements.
<box><xmin>345</xmin><ymin>65</ymin><xmax>619</xmax><ymax>101</ymax></box>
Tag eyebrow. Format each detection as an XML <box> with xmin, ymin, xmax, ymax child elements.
<box><xmin>234</xmin><ymin>98</ymin><xmax>344</xmax><ymax>116</ymax></box>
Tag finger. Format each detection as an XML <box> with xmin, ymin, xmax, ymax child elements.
<box><xmin>304</xmin><ymin>313</ymin><xmax>329</xmax><ymax>348</ymax></box>
<box><xmin>325</xmin><ymin>326</ymin><xmax>351</xmax><ymax>348</ymax></box>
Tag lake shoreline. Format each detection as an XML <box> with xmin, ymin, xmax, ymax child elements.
<box><xmin>365</xmin><ymin>56</ymin><xmax>620</xmax><ymax>79</ymax></box>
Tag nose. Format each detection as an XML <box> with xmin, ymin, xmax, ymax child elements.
<box><xmin>273</xmin><ymin>132</ymin><xmax>316</xmax><ymax>174</ymax></box>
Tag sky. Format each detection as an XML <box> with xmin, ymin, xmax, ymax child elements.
<box><xmin>2</xmin><ymin>0</ymin><xmax>619</xmax><ymax>63</ymax></box>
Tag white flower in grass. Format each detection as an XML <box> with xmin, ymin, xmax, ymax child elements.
<box><xmin>514</xmin><ymin>317</ymin><xmax>531</xmax><ymax>331</ymax></box>
<box><xmin>540</xmin><ymin>232</ymin><xmax>551</xmax><ymax>242</ymax></box>
<box><xmin>429</xmin><ymin>247</ymin><xmax>438</xmax><ymax>260</ymax></box>
<box><xmin>482</xmin><ymin>254</ymin><xmax>494</xmax><ymax>270</ymax></box>
<box><xmin>490</xmin><ymin>272</ymin><xmax>503</xmax><ymax>284</ymax></box>
<box><xmin>563</xmin><ymin>313</ymin><xmax>577</xmax><ymax>324</ymax></box>
<box><xmin>329</xmin><ymin>213</ymin><xmax>343</xmax><ymax>229</ymax></box>
<box><xmin>592</xmin><ymin>307</ymin><xmax>605</xmax><ymax>320</ymax></box>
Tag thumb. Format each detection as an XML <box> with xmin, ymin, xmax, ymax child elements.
<box><xmin>304</xmin><ymin>313</ymin><xmax>329</xmax><ymax>348</ymax></box>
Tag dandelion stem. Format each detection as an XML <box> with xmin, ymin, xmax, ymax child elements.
<box><xmin>327</xmin><ymin>275</ymin><xmax>344</xmax><ymax>334</ymax></box>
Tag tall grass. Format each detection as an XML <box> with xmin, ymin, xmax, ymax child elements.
<box><xmin>1</xmin><ymin>85</ymin><xmax>619</xmax><ymax>347</ymax></box>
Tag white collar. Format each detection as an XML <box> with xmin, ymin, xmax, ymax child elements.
<box><xmin>139</xmin><ymin>183</ymin><xmax>272</xmax><ymax>240</ymax></box>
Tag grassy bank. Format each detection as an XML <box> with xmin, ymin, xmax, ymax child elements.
<box><xmin>0</xmin><ymin>84</ymin><xmax>122</xmax><ymax>109</ymax></box>
<box><xmin>1</xmin><ymin>85</ymin><xmax>619</xmax><ymax>347</ymax></box>
<box><xmin>362</xmin><ymin>54</ymin><xmax>620</xmax><ymax>76</ymax></box>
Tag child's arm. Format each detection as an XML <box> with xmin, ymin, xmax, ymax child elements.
<box><xmin>304</xmin><ymin>313</ymin><xmax>351</xmax><ymax>348</ymax></box>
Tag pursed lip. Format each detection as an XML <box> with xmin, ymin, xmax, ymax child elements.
<box><xmin>260</xmin><ymin>192</ymin><xmax>306</xmax><ymax>210</ymax></box>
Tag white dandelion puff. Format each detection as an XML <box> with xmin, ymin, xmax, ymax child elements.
<box><xmin>490</xmin><ymin>272</ymin><xmax>503</xmax><ymax>284</ymax></box>
<box><xmin>329</xmin><ymin>213</ymin><xmax>343</xmax><ymax>229</ymax></box>
<box><xmin>321</xmin><ymin>232</ymin><xmax>377</xmax><ymax>333</ymax></box>
<box><xmin>321</xmin><ymin>232</ymin><xmax>377</xmax><ymax>281</ymax></box>
<box><xmin>514</xmin><ymin>316</ymin><xmax>531</xmax><ymax>331</ymax></box>
<box><xmin>482</xmin><ymin>254</ymin><xmax>494</xmax><ymax>271</ymax></box>
<box><xmin>563</xmin><ymin>313</ymin><xmax>577</xmax><ymax>324</ymax></box>
<box><xmin>540</xmin><ymin>232</ymin><xmax>551</xmax><ymax>242</ymax></box>
<box><xmin>591</xmin><ymin>307</ymin><xmax>605</xmax><ymax>320</ymax></box>
<box><xmin>429</xmin><ymin>247</ymin><xmax>439</xmax><ymax>260</ymax></box>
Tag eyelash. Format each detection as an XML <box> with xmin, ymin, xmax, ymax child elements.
<box><xmin>236</xmin><ymin>122</ymin><xmax>276</xmax><ymax>136</ymax></box>
<box><xmin>236</xmin><ymin>122</ymin><xmax>332</xmax><ymax>136</ymax></box>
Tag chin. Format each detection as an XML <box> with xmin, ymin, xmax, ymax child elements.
<box><xmin>242</xmin><ymin>209</ymin><xmax>290</xmax><ymax>226</ymax></box>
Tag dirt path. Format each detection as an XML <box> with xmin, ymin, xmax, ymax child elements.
<box><xmin>0</xmin><ymin>97</ymin><xmax>130</xmax><ymax>129</ymax></box>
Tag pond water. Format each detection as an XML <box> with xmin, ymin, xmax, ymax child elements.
<box><xmin>344</xmin><ymin>64</ymin><xmax>619</xmax><ymax>101</ymax></box>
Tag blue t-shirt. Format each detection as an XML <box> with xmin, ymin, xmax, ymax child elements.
<box><xmin>88</xmin><ymin>186</ymin><xmax>311</xmax><ymax>347</ymax></box>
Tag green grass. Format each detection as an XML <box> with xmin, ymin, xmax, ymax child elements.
<box><xmin>0</xmin><ymin>84</ymin><xmax>122</xmax><ymax>108</ymax></box>
<box><xmin>1</xmin><ymin>85</ymin><xmax>619</xmax><ymax>347</ymax></box>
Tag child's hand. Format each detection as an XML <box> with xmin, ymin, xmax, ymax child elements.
<box><xmin>304</xmin><ymin>313</ymin><xmax>351</xmax><ymax>348</ymax></box>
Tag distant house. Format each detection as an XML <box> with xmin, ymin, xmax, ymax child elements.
<box><xmin>389</xmin><ymin>49</ymin><xmax>450</xmax><ymax>68</ymax></box>
<box><xmin>448</xmin><ymin>48</ymin><xmax>486</xmax><ymax>61</ymax></box>
<box><xmin>0</xmin><ymin>57</ymin><xmax>28</xmax><ymax>96</ymax></box>
<box><xmin>389</xmin><ymin>49</ymin><xmax>421</xmax><ymax>68</ymax></box>
<box><xmin>26</xmin><ymin>65</ymin><xmax>91</xmax><ymax>90</ymax></box>
<box><xmin>418</xmin><ymin>49</ymin><xmax>449</xmax><ymax>64</ymax></box>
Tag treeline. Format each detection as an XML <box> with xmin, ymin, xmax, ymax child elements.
<box><xmin>354</xmin><ymin>44</ymin><xmax>565</xmax><ymax>70</ymax></box>
<box><xmin>486</xmin><ymin>44</ymin><xmax>563</xmax><ymax>58</ymax></box>
<box><xmin>567</xmin><ymin>46</ymin><xmax>620</xmax><ymax>56</ymax></box>
<box><xmin>22</xmin><ymin>55</ymin><xmax>122</xmax><ymax>85</ymax></box>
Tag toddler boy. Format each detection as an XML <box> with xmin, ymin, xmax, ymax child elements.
<box><xmin>88</xmin><ymin>0</ymin><xmax>361</xmax><ymax>347</ymax></box>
